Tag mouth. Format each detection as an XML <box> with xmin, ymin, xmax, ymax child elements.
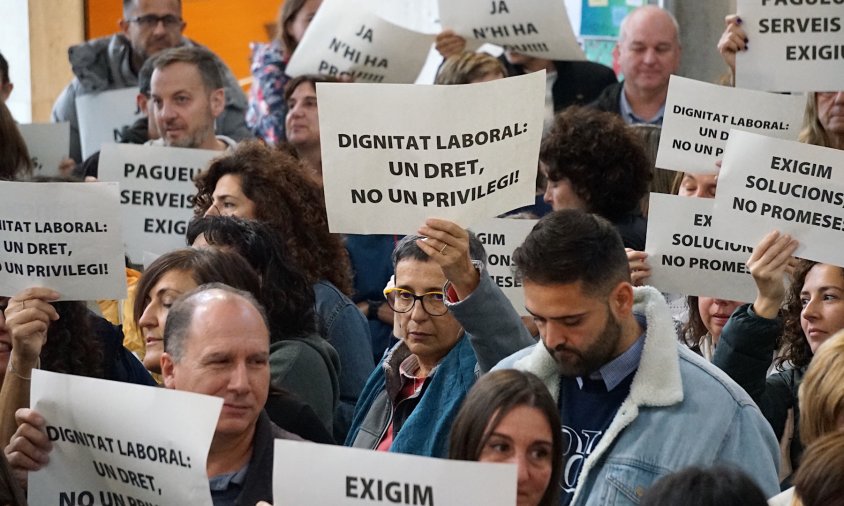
<box><xmin>806</xmin><ymin>328</ymin><xmax>827</xmax><ymax>338</ymax></box>
<box><xmin>145</xmin><ymin>336</ymin><xmax>162</xmax><ymax>347</ymax></box>
<box><xmin>221</xmin><ymin>403</ymin><xmax>251</xmax><ymax>415</ymax></box>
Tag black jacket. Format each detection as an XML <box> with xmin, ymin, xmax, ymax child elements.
<box><xmin>501</xmin><ymin>57</ymin><xmax>617</xmax><ymax>111</ymax></box>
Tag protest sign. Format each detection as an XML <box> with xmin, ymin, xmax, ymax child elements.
<box><xmin>656</xmin><ymin>76</ymin><xmax>805</xmax><ymax>174</ymax></box>
<box><xmin>644</xmin><ymin>193</ymin><xmax>756</xmax><ymax>303</ymax></box>
<box><xmin>318</xmin><ymin>72</ymin><xmax>544</xmax><ymax>234</ymax></box>
<box><xmin>18</xmin><ymin>122</ymin><xmax>70</xmax><ymax>177</ymax></box>
<box><xmin>76</xmin><ymin>88</ymin><xmax>144</xmax><ymax>159</ymax></box>
<box><xmin>469</xmin><ymin>217</ymin><xmax>537</xmax><ymax>315</ymax></box>
<box><xmin>438</xmin><ymin>0</ymin><xmax>585</xmax><ymax>60</ymax></box>
<box><xmin>286</xmin><ymin>0</ymin><xmax>435</xmax><ymax>83</ymax></box>
<box><xmin>98</xmin><ymin>143</ymin><xmax>217</xmax><ymax>263</ymax></box>
<box><xmin>735</xmin><ymin>0</ymin><xmax>844</xmax><ymax>92</ymax></box>
<box><xmin>711</xmin><ymin>130</ymin><xmax>844</xmax><ymax>267</ymax></box>
<box><xmin>0</xmin><ymin>181</ymin><xmax>126</xmax><ymax>300</ymax></box>
<box><xmin>273</xmin><ymin>440</ymin><xmax>517</xmax><ymax>505</ymax></box>
<box><xmin>28</xmin><ymin>370</ymin><xmax>221</xmax><ymax>506</ymax></box>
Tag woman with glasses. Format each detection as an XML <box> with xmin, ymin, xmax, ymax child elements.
<box><xmin>345</xmin><ymin>218</ymin><xmax>534</xmax><ymax>458</ymax></box>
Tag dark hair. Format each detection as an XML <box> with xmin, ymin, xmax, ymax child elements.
<box><xmin>193</xmin><ymin>141</ymin><xmax>354</xmax><ymax>295</ymax></box>
<box><xmin>164</xmin><ymin>282</ymin><xmax>269</xmax><ymax>363</ymax></box>
<box><xmin>133</xmin><ymin>248</ymin><xmax>262</xmax><ymax>332</ymax></box>
<box><xmin>779</xmin><ymin>260</ymin><xmax>839</xmax><ymax>369</ymax></box>
<box><xmin>40</xmin><ymin>302</ymin><xmax>104</xmax><ymax>379</ymax></box>
<box><xmin>681</xmin><ymin>295</ymin><xmax>707</xmax><ymax>349</ymax></box>
<box><xmin>540</xmin><ymin>107</ymin><xmax>651</xmax><ymax>221</ymax></box>
<box><xmin>138</xmin><ymin>56</ymin><xmax>156</xmax><ymax>97</ymax></box>
<box><xmin>793</xmin><ymin>431</ymin><xmax>844</xmax><ymax>506</ymax></box>
<box><xmin>0</xmin><ymin>52</ymin><xmax>8</xmax><ymax>84</ymax></box>
<box><xmin>186</xmin><ymin>216</ymin><xmax>317</xmax><ymax>340</ymax></box>
<box><xmin>150</xmin><ymin>46</ymin><xmax>225</xmax><ymax>92</ymax></box>
<box><xmin>392</xmin><ymin>232</ymin><xmax>487</xmax><ymax>269</ymax></box>
<box><xmin>513</xmin><ymin>210</ymin><xmax>630</xmax><ymax>295</ymax></box>
<box><xmin>435</xmin><ymin>52</ymin><xmax>507</xmax><ymax>85</ymax></box>
<box><xmin>284</xmin><ymin>74</ymin><xmax>339</xmax><ymax>103</ymax></box>
<box><xmin>449</xmin><ymin>370</ymin><xmax>562</xmax><ymax>506</ymax></box>
<box><xmin>640</xmin><ymin>466</ymin><xmax>768</xmax><ymax>506</ymax></box>
<box><xmin>123</xmin><ymin>0</ymin><xmax>182</xmax><ymax>17</ymax></box>
<box><xmin>0</xmin><ymin>101</ymin><xmax>32</xmax><ymax>180</ymax></box>
<box><xmin>276</xmin><ymin>0</ymin><xmax>313</xmax><ymax>57</ymax></box>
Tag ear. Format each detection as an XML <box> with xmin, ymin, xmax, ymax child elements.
<box><xmin>609</xmin><ymin>281</ymin><xmax>634</xmax><ymax>318</ymax></box>
<box><xmin>161</xmin><ymin>352</ymin><xmax>177</xmax><ymax>389</ymax></box>
<box><xmin>209</xmin><ymin>88</ymin><xmax>225</xmax><ymax>119</ymax></box>
<box><xmin>136</xmin><ymin>94</ymin><xmax>148</xmax><ymax>114</ymax></box>
<box><xmin>119</xmin><ymin>18</ymin><xmax>131</xmax><ymax>37</ymax></box>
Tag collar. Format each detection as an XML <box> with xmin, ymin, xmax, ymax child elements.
<box><xmin>619</xmin><ymin>87</ymin><xmax>664</xmax><ymax>125</ymax></box>
<box><xmin>577</xmin><ymin>316</ymin><xmax>646</xmax><ymax>392</ymax></box>
<box><xmin>209</xmin><ymin>462</ymin><xmax>249</xmax><ymax>491</ymax></box>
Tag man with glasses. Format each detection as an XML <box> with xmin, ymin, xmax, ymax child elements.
<box><xmin>345</xmin><ymin>218</ymin><xmax>533</xmax><ymax>457</ymax></box>
<box><xmin>52</xmin><ymin>0</ymin><xmax>250</xmax><ymax>163</ymax></box>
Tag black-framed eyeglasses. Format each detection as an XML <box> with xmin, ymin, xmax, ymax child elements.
<box><xmin>127</xmin><ymin>14</ymin><xmax>183</xmax><ymax>29</ymax></box>
<box><xmin>383</xmin><ymin>287</ymin><xmax>448</xmax><ymax>316</ymax></box>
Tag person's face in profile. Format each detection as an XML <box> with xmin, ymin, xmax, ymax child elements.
<box><xmin>204</xmin><ymin>174</ymin><xmax>258</xmax><ymax>219</ymax></box>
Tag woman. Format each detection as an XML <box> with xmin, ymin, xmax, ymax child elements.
<box><xmin>0</xmin><ymin>101</ymin><xmax>31</xmax><ymax>181</ymax></box>
<box><xmin>247</xmin><ymin>0</ymin><xmax>322</xmax><ymax>144</ymax></box>
<box><xmin>0</xmin><ymin>289</ymin><xmax>154</xmax><ymax>446</ymax></box>
<box><xmin>435</xmin><ymin>52</ymin><xmax>507</xmax><ymax>85</ymax></box>
<box><xmin>767</xmin><ymin>330</ymin><xmax>844</xmax><ymax>505</ymax></box>
<box><xmin>449</xmin><ymin>370</ymin><xmax>561</xmax><ymax>506</ymax></box>
<box><xmin>680</xmin><ymin>297</ymin><xmax>743</xmax><ymax>361</ymax></box>
<box><xmin>279</xmin><ymin>74</ymin><xmax>339</xmax><ymax>180</ymax></box>
<box><xmin>133</xmin><ymin>247</ymin><xmax>334</xmax><ymax>443</ymax></box>
<box><xmin>346</xmin><ymin>219</ymin><xmax>533</xmax><ymax>457</ymax></box>
<box><xmin>712</xmin><ymin>231</ymin><xmax>844</xmax><ymax>484</ymax></box>
<box><xmin>790</xmin><ymin>431</ymin><xmax>844</xmax><ymax>506</ymax></box>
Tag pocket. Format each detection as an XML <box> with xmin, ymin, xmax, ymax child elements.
<box><xmin>597</xmin><ymin>459</ymin><xmax>667</xmax><ymax>505</ymax></box>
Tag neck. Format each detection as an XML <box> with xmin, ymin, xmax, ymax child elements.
<box><xmin>615</xmin><ymin>315</ymin><xmax>644</xmax><ymax>358</ymax></box>
<box><xmin>197</xmin><ymin>135</ymin><xmax>226</xmax><ymax>151</ymax></box>
<box><xmin>298</xmin><ymin>145</ymin><xmax>322</xmax><ymax>177</ymax></box>
<box><xmin>206</xmin><ymin>425</ymin><xmax>255</xmax><ymax>477</ymax></box>
<box><xmin>623</xmin><ymin>85</ymin><xmax>667</xmax><ymax>119</ymax></box>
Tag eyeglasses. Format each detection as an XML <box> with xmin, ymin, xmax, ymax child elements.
<box><xmin>383</xmin><ymin>287</ymin><xmax>448</xmax><ymax>316</ymax></box>
<box><xmin>127</xmin><ymin>14</ymin><xmax>184</xmax><ymax>29</ymax></box>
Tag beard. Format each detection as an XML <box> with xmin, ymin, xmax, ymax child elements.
<box><xmin>545</xmin><ymin>310</ymin><xmax>623</xmax><ymax>378</ymax></box>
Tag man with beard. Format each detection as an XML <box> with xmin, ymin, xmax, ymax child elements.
<box><xmin>490</xmin><ymin>210</ymin><xmax>779</xmax><ymax>506</ymax></box>
<box><xmin>147</xmin><ymin>46</ymin><xmax>234</xmax><ymax>151</ymax></box>
<box><xmin>52</xmin><ymin>0</ymin><xmax>249</xmax><ymax>162</ymax></box>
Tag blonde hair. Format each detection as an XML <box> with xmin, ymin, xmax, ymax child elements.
<box><xmin>435</xmin><ymin>52</ymin><xmax>506</xmax><ymax>85</ymax></box>
<box><xmin>798</xmin><ymin>330</ymin><xmax>844</xmax><ymax>445</ymax></box>
<box><xmin>798</xmin><ymin>93</ymin><xmax>833</xmax><ymax>148</ymax></box>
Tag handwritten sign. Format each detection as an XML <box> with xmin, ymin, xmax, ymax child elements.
<box><xmin>18</xmin><ymin>122</ymin><xmax>71</xmax><ymax>177</ymax></box>
<box><xmin>438</xmin><ymin>0</ymin><xmax>585</xmax><ymax>60</ymax></box>
<box><xmin>656</xmin><ymin>76</ymin><xmax>805</xmax><ymax>174</ymax></box>
<box><xmin>712</xmin><ymin>130</ymin><xmax>844</xmax><ymax>267</ymax></box>
<box><xmin>0</xmin><ymin>181</ymin><xmax>125</xmax><ymax>300</ymax></box>
<box><xmin>735</xmin><ymin>0</ymin><xmax>844</xmax><ymax>92</ymax></box>
<box><xmin>286</xmin><ymin>0</ymin><xmax>435</xmax><ymax>83</ymax></box>
<box><xmin>28</xmin><ymin>370</ymin><xmax>221</xmax><ymax>506</ymax></box>
<box><xmin>318</xmin><ymin>72</ymin><xmax>544</xmax><ymax>234</ymax></box>
<box><xmin>645</xmin><ymin>193</ymin><xmax>756</xmax><ymax>302</ymax></box>
<box><xmin>98</xmin><ymin>143</ymin><xmax>217</xmax><ymax>263</ymax></box>
<box><xmin>273</xmin><ymin>440</ymin><xmax>517</xmax><ymax>505</ymax></box>
<box><xmin>76</xmin><ymin>88</ymin><xmax>144</xmax><ymax>160</ymax></box>
<box><xmin>470</xmin><ymin>217</ymin><xmax>537</xmax><ymax>315</ymax></box>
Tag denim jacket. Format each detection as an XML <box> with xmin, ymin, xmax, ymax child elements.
<box><xmin>495</xmin><ymin>287</ymin><xmax>781</xmax><ymax>505</ymax></box>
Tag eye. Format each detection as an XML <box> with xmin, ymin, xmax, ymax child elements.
<box><xmin>396</xmin><ymin>290</ymin><xmax>414</xmax><ymax>301</ymax></box>
<box><xmin>428</xmin><ymin>292</ymin><xmax>445</xmax><ymax>302</ymax></box>
<box><xmin>801</xmin><ymin>297</ymin><xmax>810</xmax><ymax>307</ymax></box>
<box><xmin>823</xmin><ymin>293</ymin><xmax>839</xmax><ymax>301</ymax></box>
<box><xmin>529</xmin><ymin>446</ymin><xmax>552</xmax><ymax>461</ymax></box>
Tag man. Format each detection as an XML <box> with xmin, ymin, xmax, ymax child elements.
<box><xmin>5</xmin><ymin>284</ymin><xmax>300</xmax><ymax>505</ymax></box>
<box><xmin>52</xmin><ymin>0</ymin><xmax>250</xmax><ymax>162</ymax></box>
<box><xmin>489</xmin><ymin>210</ymin><xmax>779</xmax><ymax>505</ymax></box>
<box><xmin>590</xmin><ymin>6</ymin><xmax>681</xmax><ymax>125</ymax></box>
<box><xmin>0</xmin><ymin>52</ymin><xmax>13</xmax><ymax>103</ymax></box>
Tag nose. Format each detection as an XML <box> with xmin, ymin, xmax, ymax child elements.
<box><xmin>541</xmin><ymin>321</ymin><xmax>566</xmax><ymax>349</ymax></box>
<box><xmin>228</xmin><ymin>361</ymin><xmax>250</xmax><ymax>394</ymax></box>
<box><xmin>543</xmin><ymin>181</ymin><xmax>553</xmax><ymax>205</ymax></box>
<box><xmin>138</xmin><ymin>303</ymin><xmax>157</xmax><ymax>331</ymax></box>
<box><xmin>802</xmin><ymin>297</ymin><xmax>820</xmax><ymax>321</ymax></box>
<box><xmin>204</xmin><ymin>203</ymin><xmax>220</xmax><ymax>217</ymax></box>
<box><xmin>643</xmin><ymin>48</ymin><xmax>658</xmax><ymax>64</ymax></box>
<box><xmin>834</xmin><ymin>91</ymin><xmax>844</xmax><ymax>103</ymax></box>
<box><xmin>513</xmin><ymin>451</ymin><xmax>531</xmax><ymax>489</ymax></box>
<box><xmin>152</xmin><ymin>18</ymin><xmax>168</xmax><ymax>36</ymax></box>
<box><xmin>409</xmin><ymin>297</ymin><xmax>429</xmax><ymax>322</ymax></box>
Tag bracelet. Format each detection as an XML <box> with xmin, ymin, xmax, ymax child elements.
<box><xmin>8</xmin><ymin>357</ymin><xmax>40</xmax><ymax>381</ymax></box>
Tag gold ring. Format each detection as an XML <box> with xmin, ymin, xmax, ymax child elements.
<box><xmin>440</xmin><ymin>244</ymin><xmax>447</xmax><ymax>254</ymax></box>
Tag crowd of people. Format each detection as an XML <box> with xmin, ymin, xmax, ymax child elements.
<box><xmin>1</xmin><ymin>1</ymin><xmax>844</xmax><ymax>505</ymax></box>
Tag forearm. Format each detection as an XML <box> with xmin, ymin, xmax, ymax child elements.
<box><xmin>0</xmin><ymin>353</ymin><xmax>37</xmax><ymax>448</ymax></box>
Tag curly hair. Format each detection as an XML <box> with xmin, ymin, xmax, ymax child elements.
<box><xmin>186</xmin><ymin>216</ymin><xmax>317</xmax><ymax>340</ymax></box>
<box><xmin>193</xmin><ymin>140</ymin><xmax>353</xmax><ymax>295</ymax></box>
<box><xmin>540</xmin><ymin>107</ymin><xmax>651</xmax><ymax>221</ymax></box>
<box><xmin>680</xmin><ymin>295</ymin><xmax>708</xmax><ymax>349</ymax></box>
<box><xmin>40</xmin><ymin>302</ymin><xmax>104</xmax><ymax>378</ymax></box>
<box><xmin>779</xmin><ymin>260</ymin><xmax>839</xmax><ymax>370</ymax></box>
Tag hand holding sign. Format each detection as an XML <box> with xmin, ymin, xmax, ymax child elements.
<box><xmin>4</xmin><ymin>288</ymin><xmax>61</xmax><ymax>365</ymax></box>
<box><xmin>717</xmin><ymin>14</ymin><xmax>748</xmax><ymax>77</ymax></box>
<box><xmin>5</xmin><ymin>408</ymin><xmax>51</xmax><ymax>490</ymax></box>
<box><xmin>417</xmin><ymin>218</ymin><xmax>480</xmax><ymax>300</ymax></box>
<box><xmin>746</xmin><ymin>230</ymin><xmax>798</xmax><ymax>319</ymax></box>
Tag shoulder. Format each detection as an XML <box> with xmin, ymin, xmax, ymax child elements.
<box><xmin>677</xmin><ymin>345</ymin><xmax>760</xmax><ymax>408</ymax></box>
<box><xmin>589</xmin><ymin>81</ymin><xmax>624</xmax><ymax>110</ymax></box>
<box><xmin>494</xmin><ymin>344</ymin><xmax>537</xmax><ymax>370</ymax></box>
<box><xmin>554</xmin><ymin>60</ymin><xmax>616</xmax><ymax>80</ymax></box>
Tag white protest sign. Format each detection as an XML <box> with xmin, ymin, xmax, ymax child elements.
<box><xmin>656</xmin><ymin>76</ymin><xmax>806</xmax><ymax>174</ymax></box>
<box><xmin>0</xmin><ymin>181</ymin><xmax>126</xmax><ymax>300</ymax></box>
<box><xmin>98</xmin><ymin>143</ymin><xmax>217</xmax><ymax>263</ymax></box>
<box><xmin>735</xmin><ymin>0</ymin><xmax>844</xmax><ymax>92</ymax></box>
<box><xmin>273</xmin><ymin>440</ymin><xmax>517</xmax><ymax>505</ymax></box>
<box><xmin>376</xmin><ymin>0</ymin><xmax>440</xmax><ymax>34</ymax></box>
<box><xmin>470</xmin><ymin>217</ymin><xmax>537</xmax><ymax>316</ymax></box>
<box><xmin>438</xmin><ymin>0</ymin><xmax>585</xmax><ymax>60</ymax></box>
<box><xmin>644</xmin><ymin>194</ymin><xmax>756</xmax><ymax>303</ymax></box>
<box><xmin>76</xmin><ymin>88</ymin><xmax>144</xmax><ymax>159</ymax></box>
<box><xmin>319</xmin><ymin>72</ymin><xmax>544</xmax><ymax>234</ymax></box>
<box><xmin>711</xmin><ymin>130</ymin><xmax>844</xmax><ymax>267</ymax></box>
<box><xmin>286</xmin><ymin>0</ymin><xmax>436</xmax><ymax>83</ymax></box>
<box><xmin>18</xmin><ymin>122</ymin><xmax>70</xmax><ymax>177</ymax></box>
<box><xmin>28</xmin><ymin>370</ymin><xmax>221</xmax><ymax>506</ymax></box>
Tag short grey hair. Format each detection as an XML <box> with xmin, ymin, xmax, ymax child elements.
<box><xmin>164</xmin><ymin>283</ymin><xmax>269</xmax><ymax>363</ymax></box>
<box><xmin>392</xmin><ymin>231</ymin><xmax>487</xmax><ymax>269</ymax></box>
<box><xmin>618</xmin><ymin>5</ymin><xmax>680</xmax><ymax>46</ymax></box>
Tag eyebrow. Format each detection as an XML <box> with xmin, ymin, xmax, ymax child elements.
<box><xmin>525</xmin><ymin>307</ymin><xmax>587</xmax><ymax>320</ymax></box>
<box><xmin>396</xmin><ymin>285</ymin><xmax>443</xmax><ymax>293</ymax></box>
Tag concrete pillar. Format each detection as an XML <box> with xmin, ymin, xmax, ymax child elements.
<box><xmin>667</xmin><ymin>0</ymin><xmax>737</xmax><ymax>85</ymax></box>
